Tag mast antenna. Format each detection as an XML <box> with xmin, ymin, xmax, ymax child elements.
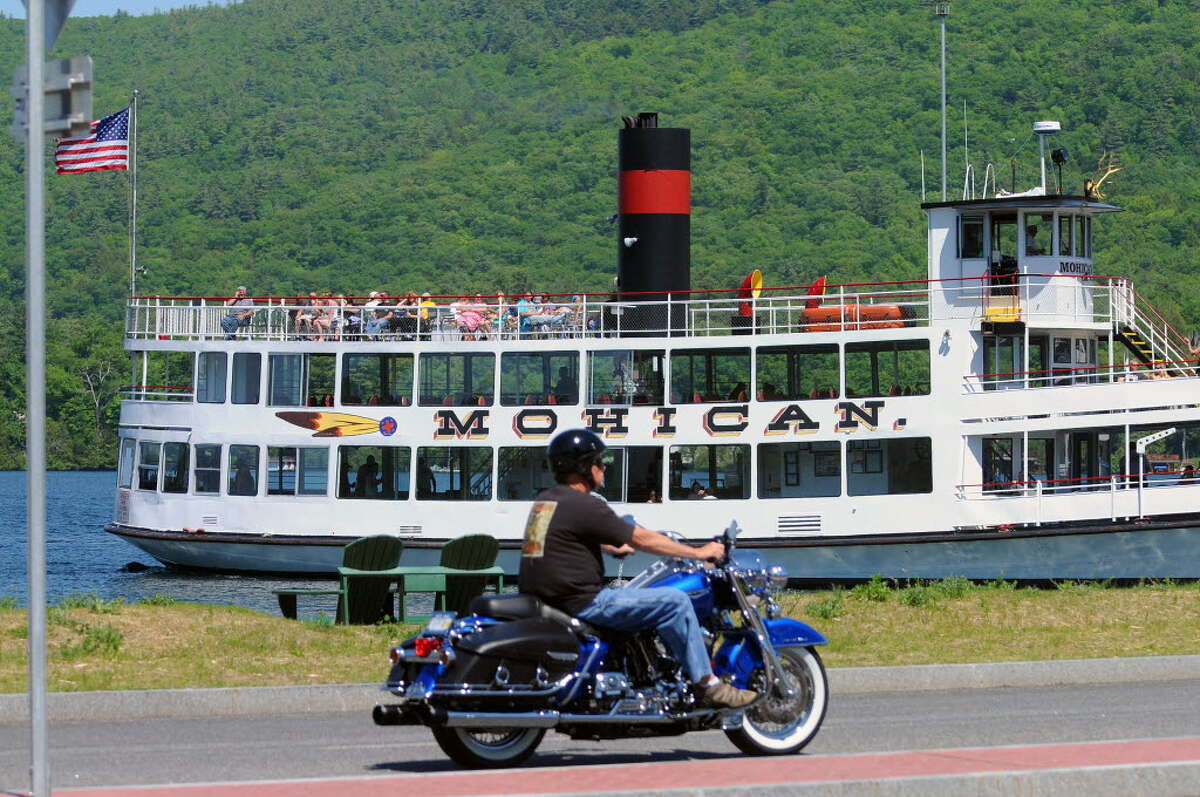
<box><xmin>934</xmin><ymin>1</ymin><xmax>950</xmax><ymax>201</ymax></box>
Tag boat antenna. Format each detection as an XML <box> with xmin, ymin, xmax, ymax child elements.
<box><xmin>920</xmin><ymin>149</ymin><xmax>926</xmax><ymax>201</ymax></box>
<box><xmin>935</xmin><ymin>1</ymin><xmax>950</xmax><ymax>201</ymax></box>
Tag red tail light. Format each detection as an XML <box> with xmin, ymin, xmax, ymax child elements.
<box><xmin>413</xmin><ymin>637</ymin><xmax>443</xmax><ymax>658</ymax></box>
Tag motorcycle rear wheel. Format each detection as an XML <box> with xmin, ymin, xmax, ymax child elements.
<box><xmin>724</xmin><ymin>645</ymin><xmax>828</xmax><ymax>756</ymax></box>
<box><xmin>431</xmin><ymin>726</ymin><xmax>546</xmax><ymax>769</ymax></box>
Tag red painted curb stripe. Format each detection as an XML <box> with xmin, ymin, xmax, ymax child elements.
<box><xmin>57</xmin><ymin>737</ymin><xmax>1200</xmax><ymax>797</ymax></box>
<box><xmin>618</xmin><ymin>170</ymin><xmax>690</xmax><ymax>215</ymax></box>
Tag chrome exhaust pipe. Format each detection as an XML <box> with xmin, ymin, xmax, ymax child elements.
<box><xmin>442</xmin><ymin>710</ymin><xmax>560</xmax><ymax>729</ymax></box>
<box><xmin>372</xmin><ymin>704</ymin><xmax>419</xmax><ymax>726</ymax></box>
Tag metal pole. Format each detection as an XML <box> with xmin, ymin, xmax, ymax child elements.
<box><xmin>129</xmin><ymin>89</ymin><xmax>138</xmax><ymax>297</ymax></box>
<box><xmin>939</xmin><ymin>8</ymin><xmax>947</xmax><ymax>201</ymax></box>
<box><xmin>24</xmin><ymin>0</ymin><xmax>50</xmax><ymax>793</ymax></box>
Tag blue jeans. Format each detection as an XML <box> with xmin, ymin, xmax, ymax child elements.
<box><xmin>575</xmin><ymin>587</ymin><xmax>712</xmax><ymax>683</ymax></box>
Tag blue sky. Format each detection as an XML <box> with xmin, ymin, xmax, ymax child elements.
<box><xmin>1</xmin><ymin>1</ymin><xmax>232</xmax><ymax>17</ymax></box>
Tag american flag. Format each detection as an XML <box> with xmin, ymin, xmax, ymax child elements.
<box><xmin>54</xmin><ymin>107</ymin><xmax>130</xmax><ymax>175</ymax></box>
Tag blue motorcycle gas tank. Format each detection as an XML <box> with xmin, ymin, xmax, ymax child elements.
<box><xmin>644</xmin><ymin>569</ymin><xmax>716</xmax><ymax>618</ymax></box>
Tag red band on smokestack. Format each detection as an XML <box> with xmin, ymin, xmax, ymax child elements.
<box><xmin>619</xmin><ymin>170</ymin><xmax>691</xmax><ymax>215</ymax></box>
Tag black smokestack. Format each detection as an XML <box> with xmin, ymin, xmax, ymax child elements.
<box><xmin>617</xmin><ymin>113</ymin><xmax>690</xmax><ymax>334</ymax></box>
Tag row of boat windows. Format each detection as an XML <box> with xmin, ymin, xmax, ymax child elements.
<box><xmin>118</xmin><ymin>437</ymin><xmax>933</xmax><ymax>502</ymax></box>
<box><xmin>171</xmin><ymin>341</ymin><xmax>930</xmax><ymax>407</ymax></box>
<box><xmin>959</xmin><ymin>212</ymin><xmax>1092</xmax><ymax>260</ymax></box>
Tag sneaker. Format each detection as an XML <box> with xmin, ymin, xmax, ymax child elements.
<box><xmin>696</xmin><ymin>680</ymin><xmax>757</xmax><ymax>709</ymax></box>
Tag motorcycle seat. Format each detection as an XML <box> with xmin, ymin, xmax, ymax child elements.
<box><xmin>469</xmin><ymin>594</ymin><xmax>599</xmax><ymax>636</ymax></box>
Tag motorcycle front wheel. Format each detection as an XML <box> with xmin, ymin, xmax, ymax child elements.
<box><xmin>431</xmin><ymin>726</ymin><xmax>546</xmax><ymax>769</ymax></box>
<box><xmin>725</xmin><ymin>645</ymin><xmax>828</xmax><ymax>756</ymax></box>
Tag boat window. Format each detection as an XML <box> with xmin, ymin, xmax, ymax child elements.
<box><xmin>983</xmin><ymin>438</ymin><xmax>1016</xmax><ymax>493</ymax></box>
<box><xmin>668</xmin><ymin>444</ymin><xmax>750</xmax><ymax>500</ymax></box>
<box><xmin>497</xmin><ymin>447</ymin><xmax>553</xmax><ymax>500</ymax></box>
<box><xmin>1024</xmin><ymin>213</ymin><xmax>1051</xmax><ymax>256</ymax></box>
<box><xmin>1079</xmin><ymin>215</ymin><xmax>1092</xmax><ymax>258</ymax></box>
<box><xmin>267</xmin><ymin>446</ymin><xmax>328</xmax><ymax>496</ymax></box>
<box><xmin>758</xmin><ymin>442</ymin><xmax>841</xmax><ymax>498</ymax></box>
<box><xmin>959</xmin><ymin>215</ymin><xmax>985</xmax><ymax>259</ymax></box>
<box><xmin>117</xmin><ymin>438</ymin><xmax>135</xmax><ymax>489</ymax></box>
<box><xmin>416</xmin><ymin>447</ymin><xmax>492</xmax><ymax>501</ymax></box>
<box><xmin>1026</xmin><ymin>439</ymin><xmax>1054</xmax><ymax>487</ymax></box>
<box><xmin>418</xmin><ymin>353</ymin><xmax>494</xmax><ymax>407</ymax></box>
<box><xmin>982</xmin><ymin>335</ymin><xmax>1023</xmax><ymax>391</ymax></box>
<box><xmin>337</xmin><ymin>445</ymin><xmax>410</xmax><ymax>499</ymax></box>
<box><xmin>844</xmin><ymin>340</ymin><xmax>929</xmax><ymax>398</ymax></box>
<box><xmin>670</xmin><ymin>348</ymin><xmax>750</xmax><ymax>403</ymax></box>
<box><xmin>588</xmin><ymin>350</ymin><xmax>664</xmax><ymax>405</ymax></box>
<box><xmin>227</xmin><ymin>444</ymin><xmax>260</xmax><ymax>496</ymax></box>
<box><xmin>137</xmin><ymin>442</ymin><xmax>160</xmax><ymax>491</ymax></box>
<box><xmin>1058</xmin><ymin>215</ymin><xmax>1074</xmax><ymax>256</ymax></box>
<box><xmin>596</xmin><ymin>446</ymin><xmax>663</xmax><ymax>503</ymax></box>
<box><xmin>756</xmin><ymin>344</ymin><xmax>839</xmax><ymax>401</ymax></box>
<box><xmin>500</xmin><ymin>351</ymin><xmax>579</xmax><ymax>406</ymax></box>
<box><xmin>161</xmin><ymin>442</ymin><xmax>189</xmax><ymax>494</ymax></box>
<box><xmin>846</xmin><ymin>437</ymin><xmax>931</xmax><ymax>496</ymax></box>
<box><xmin>231</xmin><ymin>352</ymin><xmax>261</xmax><ymax>405</ymax></box>
<box><xmin>269</xmin><ymin>354</ymin><xmax>337</xmax><ymax>407</ymax></box>
<box><xmin>142</xmin><ymin>351</ymin><xmax>194</xmax><ymax>400</ymax></box>
<box><xmin>342</xmin><ymin>353</ymin><xmax>413</xmax><ymax>407</ymax></box>
<box><xmin>196</xmin><ymin>352</ymin><xmax>227</xmax><ymax>404</ymax></box>
<box><xmin>1029</xmin><ymin>336</ymin><xmax>1050</xmax><ymax>388</ymax></box>
<box><xmin>193</xmin><ymin>444</ymin><xmax>221</xmax><ymax>494</ymax></box>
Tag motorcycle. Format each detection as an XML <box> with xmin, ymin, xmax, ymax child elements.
<box><xmin>372</xmin><ymin>520</ymin><xmax>829</xmax><ymax>768</ymax></box>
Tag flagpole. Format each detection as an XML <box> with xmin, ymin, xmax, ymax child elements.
<box><xmin>129</xmin><ymin>89</ymin><xmax>138</xmax><ymax>298</ymax></box>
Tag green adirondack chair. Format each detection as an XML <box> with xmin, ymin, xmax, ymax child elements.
<box><xmin>273</xmin><ymin>535</ymin><xmax>403</xmax><ymax>624</ymax></box>
<box><xmin>399</xmin><ymin>534</ymin><xmax>501</xmax><ymax>622</ymax></box>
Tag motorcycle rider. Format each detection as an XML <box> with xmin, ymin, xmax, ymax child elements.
<box><xmin>519</xmin><ymin>428</ymin><xmax>757</xmax><ymax>709</ymax></box>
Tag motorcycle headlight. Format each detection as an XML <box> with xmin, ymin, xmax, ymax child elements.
<box><xmin>768</xmin><ymin>564</ymin><xmax>789</xmax><ymax>592</ymax></box>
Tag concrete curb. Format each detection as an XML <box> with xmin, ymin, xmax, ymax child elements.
<box><xmin>2</xmin><ymin>654</ymin><xmax>1198</xmax><ymax>725</ymax></box>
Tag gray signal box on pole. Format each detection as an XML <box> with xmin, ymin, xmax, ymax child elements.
<box><xmin>11</xmin><ymin>55</ymin><xmax>92</xmax><ymax>140</ymax></box>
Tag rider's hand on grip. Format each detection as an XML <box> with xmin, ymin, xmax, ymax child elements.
<box><xmin>697</xmin><ymin>540</ymin><xmax>725</xmax><ymax>564</ymax></box>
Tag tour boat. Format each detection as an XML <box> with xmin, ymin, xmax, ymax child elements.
<box><xmin>107</xmin><ymin>114</ymin><xmax>1200</xmax><ymax>581</ymax></box>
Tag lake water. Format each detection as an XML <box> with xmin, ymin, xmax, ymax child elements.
<box><xmin>0</xmin><ymin>470</ymin><xmax>345</xmax><ymax>615</ymax></box>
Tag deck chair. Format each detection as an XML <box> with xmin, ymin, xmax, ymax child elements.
<box><xmin>399</xmin><ymin>534</ymin><xmax>501</xmax><ymax>622</ymax></box>
<box><xmin>273</xmin><ymin>535</ymin><xmax>403</xmax><ymax>624</ymax></box>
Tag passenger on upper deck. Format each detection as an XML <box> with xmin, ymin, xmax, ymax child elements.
<box><xmin>222</xmin><ymin>286</ymin><xmax>255</xmax><ymax>340</ymax></box>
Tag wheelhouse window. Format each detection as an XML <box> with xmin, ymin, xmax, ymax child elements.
<box><xmin>117</xmin><ymin>438</ymin><xmax>135</xmax><ymax>489</ymax></box>
<box><xmin>231</xmin><ymin>352</ymin><xmax>261</xmax><ymax>405</ymax></box>
<box><xmin>500</xmin><ymin>351</ymin><xmax>579</xmax><ymax>406</ymax></box>
<box><xmin>959</xmin><ymin>215</ymin><xmax>985</xmax><ymax>259</ymax></box>
<box><xmin>1078</xmin><ymin>215</ymin><xmax>1091</xmax><ymax>258</ymax></box>
<box><xmin>137</xmin><ymin>441</ymin><xmax>160</xmax><ymax>491</ymax></box>
<box><xmin>267</xmin><ymin>447</ymin><xmax>328</xmax><ymax>496</ymax></box>
<box><xmin>671</xmin><ymin>347</ymin><xmax>750</xmax><ymax>403</ymax></box>
<box><xmin>419</xmin><ymin>353</ymin><xmax>494</xmax><ymax>406</ymax></box>
<box><xmin>845</xmin><ymin>340</ymin><xmax>929</xmax><ymax>398</ymax></box>
<box><xmin>269</xmin><ymin>354</ymin><xmax>336</xmax><ymax>407</ymax></box>
<box><xmin>338</xmin><ymin>445</ymin><xmax>410</xmax><ymax>499</ymax></box>
<box><xmin>193</xmin><ymin>444</ymin><xmax>221</xmax><ymax>494</ymax></box>
<box><xmin>342</xmin><ymin>353</ymin><xmax>413</xmax><ymax>406</ymax></box>
<box><xmin>196</xmin><ymin>352</ymin><xmax>227</xmax><ymax>403</ymax></box>
<box><xmin>1058</xmin><ymin>215</ymin><xmax>1074</xmax><ymax>256</ymax></box>
<box><xmin>161</xmin><ymin>442</ymin><xmax>189</xmax><ymax>494</ymax></box>
<box><xmin>846</xmin><ymin>438</ymin><xmax>931</xmax><ymax>496</ymax></box>
<box><xmin>668</xmin><ymin>444</ymin><xmax>749</xmax><ymax>500</ymax></box>
<box><xmin>1024</xmin><ymin>213</ymin><xmax>1052</xmax><ymax>256</ymax></box>
<box><xmin>595</xmin><ymin>446</ymin><xmax>664</xmax><ymax>503</ymax></box>
<box><xmin>758</xmin><ymin>441</ymin><xmax>841</xmax><ymax>498</ymax></box>
<box><xmin>756</xmin><ymin>344</ymin><xmax>839</xmax><ymax>401</ymax></box>
<box><xmin>588</xmin><ymin>349</ymin><xmax>664</xmax><ymax>405</ymax></box>
<box><xmin>416</xmin><ymin>447</ymin><xmax>492</xmax><ymax>501</ymax></box>
<box><xmin>227</xmin><ymin>444</ymin><xmax>259</xmax><ymax>496</ymax></box>
<box><xmin>497</xmin><ymin>447</ymin><xmax>554</xmax><ymax>501</ymax></box>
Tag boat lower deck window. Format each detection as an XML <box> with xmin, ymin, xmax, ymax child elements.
<box><xmin>501</xmin><ymin>351</ymin><xmax>579</xmax><ymax>406</ymax></box>
<box><xmin>268</xmin><ymin>447</ymin><xmax>329</xmax><ymax>496</ymax></box>
<box><xmin>845</xmin><ymin>340</ymin><xmax>929</xmax><ymax>398</ymax></box>
<box><xmin>497</xmin><ymin>446</ymin><xmax>553</xmax><ymax>500</ymax></box>
<box><xmin>419</xmin><ymin>353</ymin><xmax>494</xmax><ymax>407</ymax></box>
<box><xmin>668</xmin><ymin>444</ymin><xmax>749</xmax><ymax>500</ymax></box>
<box><xmin>227</xmin><ymin>444</ymin><xmax>260</xmax><ymax>496</ymax></box>
<box><xmin>758</xmin><ymin>442</ymin><xmax>841</xmax><ymax>498</ymax></box>
<box><xmin>342</xmin><ymin>353</ymin><xmax>413</xmax><ymax>407</ymax></box>
<box><xmin>338</xmin><ymin>446</ymin><xmax>410</xmax><ymax>499</ymax></box>
<box><xmin>137</xmin><ymin>442</ymin><xmax>160</xmax><ymax>491</ymax></box>
<box><xmin>671</xmin><ymin>348</ymin><xmax>750</xmax><ymax>403</ymax></box>
<box><xmin>193</xmin><ymin>444</ymin><xmax>221</xmax><ymax>494</ymax></box>
<box><xmin>161</xmin><ymin>442</ymin><xmax>189</xmax><ymax>494</ymax></box>
<box><xmin>756</xmin><ymin>344</ymin><xmax>839</xmax><ymax>401</ymax></box>
<box><xmin>416</xmin><ymin>447</ymin><xmax>492</xmax><ymax>501</ymax></box>
<box><xmin>596</xmin><ymin>446</ymin><xmax>663</xmax><ymax>503</ymax></box>
<box><xmin>847</xmin><ymin>438</ymin><xmax>931</xmax><ymax>496</ymax></box>
<box><xmin>117</xmin><ymin>438</ymin><xmax>135</xmax><ymax>489</ymax></box>
<box><xmin>588</xmin><ymin>349</ymin><xmax>664</xmax><ymax>405</ymax></box>
<box><xmin>196</xmin><ymin>352</ymin><xmax>227</xmax><ymax>403</ymax></box>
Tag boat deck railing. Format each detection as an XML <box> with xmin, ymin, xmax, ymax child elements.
<box><xmin>124</xmin><ymin>275</ymin><xmax>1135</xmax><ymax>344</ymax></box>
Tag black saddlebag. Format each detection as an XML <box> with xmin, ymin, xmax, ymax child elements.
<box><xmin>446</xmin><ymin>617</ymin><xmax>580</xmax><ymax>686</ymax></box>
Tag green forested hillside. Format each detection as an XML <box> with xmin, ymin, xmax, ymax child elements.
<box><xmin>0</xmin><ymin>0</ymin><xmax>1197</xmax><ymax>467</ymax></box>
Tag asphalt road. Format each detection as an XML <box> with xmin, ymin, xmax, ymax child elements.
<box><xmin>3</xmin><ymin>679</ymin><xmax>1199</xmax><ymax>792</ymax></box>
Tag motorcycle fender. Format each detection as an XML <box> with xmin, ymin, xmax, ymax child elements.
<box><xmin>765</xmin><ymin>617</ymin><xmax>827</xmax><ymax>648</ymax></box>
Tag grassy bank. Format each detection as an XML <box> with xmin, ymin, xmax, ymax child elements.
<box><xmin>1</xmin><ymin>580</ymin><xmax>1198</xmax><ymax>693</ymax></box>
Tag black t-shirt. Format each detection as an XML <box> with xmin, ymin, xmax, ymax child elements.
<box><xmin>518</xmin><ymin>484</ymin><xmax>634</xmax><ymax>615</ymax></box>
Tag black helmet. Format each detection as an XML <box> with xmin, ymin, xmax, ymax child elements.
<box><xmin>547</xmin><ymin>428</ymin><xmax>606</xmax><ymax>486</ymax></box>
